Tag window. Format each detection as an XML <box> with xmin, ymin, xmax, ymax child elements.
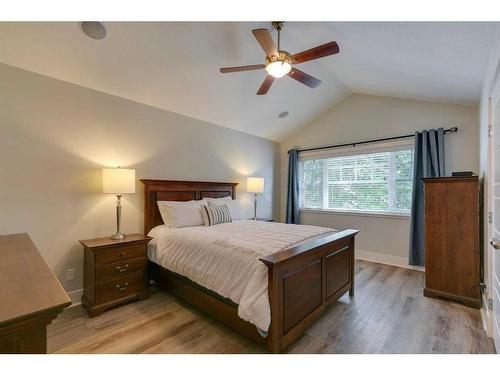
<box><xmin>300</xmin><ymin>146</ymin><xmax>414</xmax><ymax>215</ymax></box>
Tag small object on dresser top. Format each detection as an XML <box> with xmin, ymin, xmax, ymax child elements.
<box><xmin>80</xmin><ymin>233</ymin><xmax>152</xmax><ymax>317</ymax></box>
<box><xmin>451</xmin><ymin>171</ymin><xmax>476</xmax><ymax>177</ymax></box>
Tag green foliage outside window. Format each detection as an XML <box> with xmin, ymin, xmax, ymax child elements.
<box><xmin>301</xmin><ymin>149</ymin><xmax>414</xmax><ymax>214</ymax></box>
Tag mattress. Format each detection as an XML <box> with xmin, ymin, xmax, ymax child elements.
<box><xmin>147</xmin><ymin>220</ymin><xmax>335</xmax><ymax>331</ymax></box>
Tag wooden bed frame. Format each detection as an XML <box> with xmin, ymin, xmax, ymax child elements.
<box><xmin>141</xmin><ymin>179</ymin><xmax>359</xmax><ymax>353</ymax></box>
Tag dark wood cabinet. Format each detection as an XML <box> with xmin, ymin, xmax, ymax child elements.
<box><xmin>423</xmin><ymin>176</ymin><xmax>481</xmax><ymax>308</ymax></box>
<box><xmin>80</xmin><ymin>234</ymin><xmax>152</xmax><ymax>317</ymax></box>
<box><xmin>0</xmin><ymin>233</ymin><xmax>71</xmax><ymax>353</ymax></box>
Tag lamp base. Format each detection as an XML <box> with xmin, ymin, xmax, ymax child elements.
<box><xmin>111</xmin><ymin>195</ymin><xmax>125</xmax><ymax>240</ymax></box>
<box><xmin>111</xmin><ymin>232</ymin><xmax>126</xmax><ymax>240</ymax></box>
<box><xmin>253</xmin><ymin>193</ymin><xmax>258</xmax><ymax>221</ymax></box>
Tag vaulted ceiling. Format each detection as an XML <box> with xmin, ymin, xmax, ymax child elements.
<box><xmin>0</xmin><ymin>22</ymin><xmax>496</xmax><ymax>141</ymax></box>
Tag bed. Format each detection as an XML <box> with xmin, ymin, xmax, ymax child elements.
<box><xmin>141</xmin><ymin>179</ymin><xmax>359</xmax><ymax>353</ymax></box>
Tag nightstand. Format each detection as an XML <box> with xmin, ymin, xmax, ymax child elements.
<box><xmin>80</xmin><ymin>234</ymin><xmax>152</xmax><ymax>317</ymax></box>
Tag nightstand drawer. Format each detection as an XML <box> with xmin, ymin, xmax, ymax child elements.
<box><xmin>95</xmin><ymin>244</ymin><xmax>146</xmax><ymax>265</ymax></box>
<box><xmin>95</xmin><ymin>273</ymin><xmax>146</xmax><ymax>305</ymax></box>
<box><xmin>95</xmin><ymin>257</ymin><xmax>146</xmax><ymax>283</ymax></box>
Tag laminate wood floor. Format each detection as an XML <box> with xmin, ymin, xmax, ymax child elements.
<box><xmin>47</xmin><ymin>260</ymin><xmax>496</xmax><ymax>354</ymax></box>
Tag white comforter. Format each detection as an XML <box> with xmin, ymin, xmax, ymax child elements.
<box><xmin>148</xmin><ymin>220</ymin><xmax>335</xmax><ymax>331</ymax></box>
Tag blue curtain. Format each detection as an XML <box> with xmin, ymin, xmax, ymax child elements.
<box><xmin>409</xmin><ymin>128</ymin><xmax>445</xmax><ymax>266</ymax></box>
<box><xmin>286</xmin><ymin>149</ymin><xmax>300</xmax><ymax>224</ymax></box>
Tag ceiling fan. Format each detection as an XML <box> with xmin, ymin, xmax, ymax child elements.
<box><xmin>220</xmin><ymin>22</ymin><xmax>340</xmax><ymax>95</ymax></box>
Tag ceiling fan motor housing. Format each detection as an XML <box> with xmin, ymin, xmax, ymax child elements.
<box><xmin>266</xmin><ymin>50</ymin><xmax>292</xmax><ymax>65</ymax></box>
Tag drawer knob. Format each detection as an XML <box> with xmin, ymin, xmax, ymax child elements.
<box><xmin>116</xmin><ymin>282</ymin><xmax>129</xmax><ymax>291</ymax></box>
<box><xmin>116</xmin><ymin>264</ymin><xmax>129</xmax><ymax>272</ymax></box>
<box><xmin>120</xmin><ymin>251</ymin><xmax>126</xmax><ymax>256</ymax></box>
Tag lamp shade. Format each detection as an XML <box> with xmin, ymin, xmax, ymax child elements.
<box><xmin>247</xmin><ymin>177</ymin><xmax>264</xmax><ymax>193</ymax></box>
<box><xmin>102</xmin><ymin>168</ymin><xmax>136</xmax><ymax>194</ymax></box>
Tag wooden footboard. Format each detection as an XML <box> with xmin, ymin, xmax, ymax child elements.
<box><xmin>260</xmin><ymin>229</ymin><xmax>359</xmax><ymax>353</ymax></box>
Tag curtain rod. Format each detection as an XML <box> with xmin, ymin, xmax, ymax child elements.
<box><xmin>289</xmin><ymin>127</ymin><xmax>458</xmax><ymax>154</ymax></box>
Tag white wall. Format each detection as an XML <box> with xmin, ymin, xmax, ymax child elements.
<box><xmin>281</xmin><ymin>94</ymin><xmax>479</xmax><ymax>265</ymax></box>
<box><xmin>478</xmin><ymin>25</ymin><xmax>500</xmax><ymax>336</ymax></box>
<box><xmin>0</xmin><ymin>63</ymin><xmax>280</xmax><ymax>297</ymax></box>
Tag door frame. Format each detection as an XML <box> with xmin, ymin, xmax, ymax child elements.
<box><xmin>485</xmin><ymin>59</ymin><xmax>500</xmax><ymax>339</ymax></box>
<box><xmin>484</xmin><ymin>96</ymin><xmax>494</xmax><ymax>338</ymax></box>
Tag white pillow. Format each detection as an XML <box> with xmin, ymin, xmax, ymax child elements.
<box><xmin>207</xmin><ymin>199</ymin><xmax>246</xmax><ymax>220</ymax></box>
<box><xmin>157</xmin><ymin>200</ymin><xmax>204</xmax><ymax>228</ymax></box>
<box><xmin>202</xmin><ymin>196</ymin><xmax>232</xmax><ymax>203</ymax></box>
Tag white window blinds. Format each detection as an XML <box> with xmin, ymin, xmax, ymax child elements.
<box><xmin>300</xmin><ymin>147</ymin><xmax>414</xmax><ymax>214</ymax></box>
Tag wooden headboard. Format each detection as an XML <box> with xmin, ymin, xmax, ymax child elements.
<box><xmin>140</xmin><ymin>179</ymin><xmax>238</xmax><ymax>234</ymax></box>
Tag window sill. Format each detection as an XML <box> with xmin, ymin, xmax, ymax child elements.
<box><xmin>299</xmin><ymin>208</ymin><xmax>411</xmax><ymax>220</ymax></box>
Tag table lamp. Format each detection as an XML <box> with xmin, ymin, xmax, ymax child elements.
<box><xmin>102</xmin><ymin>168</ymin><xmax>136</xmax><ymax>240</ymax></box>
<box><xmin>247</xmin><ymin>177</ymin><xmax>264</xmax><ymax>221</ymax></box>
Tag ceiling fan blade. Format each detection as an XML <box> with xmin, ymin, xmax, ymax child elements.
<box><xmin>291</xmin><ymin>41</ymin><xmax>339</xmax><ymax>64</ymax></box>
<box><xmin>288</xmin><ymin>68</ymin><xmax>321</xmax><ymax>88</ymax></box>
<box><xmin>256</xmin><ymin>75</ymin><xmax>275</xmax><ymax>95</ymax></box>
<box><xmin>252</xmin><ymin>28</ymin><xmax>279</xmax><ymax>58</ymax></box>
<box><xmin>220</xmin><ymin>64</ymin><xmax>266</xmax><ymax>73</ymax></box>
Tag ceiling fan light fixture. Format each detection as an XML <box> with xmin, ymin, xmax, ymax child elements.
<box><xmin>266</xmin><ymin>61</ymin><xmax>292</xmax><ymax>78</ymax></box>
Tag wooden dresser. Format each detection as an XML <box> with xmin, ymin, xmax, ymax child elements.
<box><xmin>423</xmin><ymin>176</ymin><xmax>481</xmax><ymax>308</ymax></box>
<box><xmin>0</xmin><ymin>233</ymin><xmax>71</xmax><ymax>353</ymax></box>
<box><xmin>80</xmin><ymin>234</ymin><xmax>152</xmax><ymax>317</ymax></box>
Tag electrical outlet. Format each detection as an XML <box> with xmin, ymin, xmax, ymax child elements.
<box><xmin>66</xmin><ymin>268</ymin><xmax>76</xmax><ymax>281</ymax></box>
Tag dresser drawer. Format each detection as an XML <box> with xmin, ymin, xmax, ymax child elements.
<box><xmin>95</xmin><ymin>273</ymin><xmax>146</xmax><ymax>305</ymax></box>
<box><xmin>95</xmin><ymin>257</ymin><xmax>146</xmax><ymax>283</ymax></box>
<box><xmin>95</xmin><ymin>244</ymin><xmax>146</xmax><ymax>265</ymax></box>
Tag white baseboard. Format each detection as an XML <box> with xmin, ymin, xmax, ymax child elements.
<box><xmin>356</xmin><ymin>249</ymin><xmax>425</xmax><ymax>272</ymax></box>
<box><xmin>66</xmin><ymin>288</ymin><xmax>83</xmax><ymax>308</ymax></box>
<box><xmin>481</xmin><ymin>293</ymin><xmax>494</xmax><ymax>337</ymax></box>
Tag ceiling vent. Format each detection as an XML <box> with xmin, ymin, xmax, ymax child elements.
<box><xmin>81</xmin><ymin>22</ymin><xmax>107</xmax><ymax>40</ymax></box>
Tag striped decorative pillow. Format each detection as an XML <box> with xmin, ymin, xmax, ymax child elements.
<box><xmin>202</xmin><ymin>204</ymin><xmax>232</xmax><ymax>226</ymax></box>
